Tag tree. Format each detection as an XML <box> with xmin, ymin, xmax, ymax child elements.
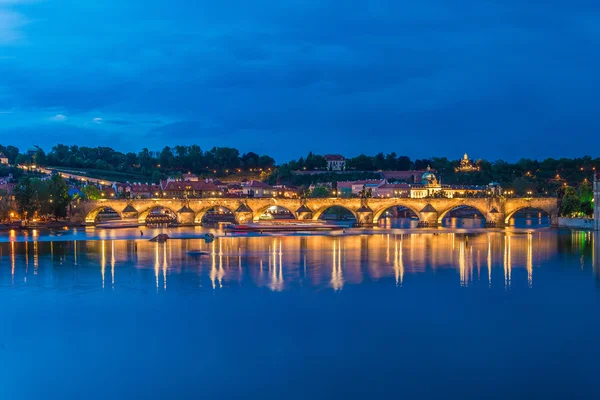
<box><xmin>0</xmin><ymin>189</ymin><xmax>12</xmax><ymax>221</ymax></box>
<box><xmin>45</xmin><ymin>174</ymin><xmax>71</xmax><ymax>219</ymax></box>
<box><xmin>310</xmin><ymin>186</ymin><xmax>331</xmax><ymax>198</ymax></box>
<box><xmin>578</xmin><ymin>181</ymin><xmax>594</xmax><ymax>216</ymax></box>
<box><xmin>560</xmin><ymin>187</ymin><xmax>580</xmax><ymax>217</ymax></box>
<box><xmin>159</xmin><ymin>146</ymin><xmax>175</xmax><ymax>169</ymax></box>
<box><xmin>13</xmin><ymin>176</ymin><xmax>40</xmax><ymax>219</ymax></box>
<box><xmin>0</xmin><ymin>145</ymin><xmax>19</xmax><ymax>164</ymax></box>
<box><xmin>83</xmin><ymin>185</ymin><xmax>102</xmax><ymax>200</ymax></box>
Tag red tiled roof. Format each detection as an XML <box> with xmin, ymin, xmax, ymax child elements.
<box><xmin>130</xmin><ymin>183</ymin><xmax>161</xmax><ymax>193</ymax></box>
<box><xmin>163</xmin><ymin>181</ymin><xmax>218</xmax><ymax>191</ymax></box>
<box><xmin>324</xmin><ymin>154</ymin><xmax>345</xmax><ymax>161</ymax></box>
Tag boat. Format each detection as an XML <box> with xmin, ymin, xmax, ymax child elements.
<box><xmin>96</xmin><ymin>219</ymin><xmax>141</xmax><ymax>229</ymax></box>
<box><xmin>187</xmin><ymin>250</ymin><xmax>210</xmax><ymax>256</ymax></box>
<box><xmin>225</xmin><ymin>220</ymin><xmax>345</xmax><ymax>233</ymax></box>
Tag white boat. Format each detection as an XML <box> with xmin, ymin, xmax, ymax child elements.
<box><xmin>96</xmin><ymin>219</ymin><xmax>141</xmax><ymax>229</ymax></box>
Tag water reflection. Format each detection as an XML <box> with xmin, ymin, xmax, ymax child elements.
<box><xmin>2</xmin><ymin>230</ymin><xmax>598</xmax><ymax>291</ymax></box>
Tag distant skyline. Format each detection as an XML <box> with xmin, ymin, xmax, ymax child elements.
<box><xmin>1</xmin><ymin>1</ymin><xmax>599</xmax><ymax>161</ymax></box>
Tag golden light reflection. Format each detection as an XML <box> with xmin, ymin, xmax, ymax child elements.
<box><xmin>459</xmin><ymin>239</ymin><xmax>466</xmax><ymax>286</ymax></box>
<box><xmin>101</xmin><ymin>240</ymin><xmax>106</xmax><ymax>289</ymax></box>
<box><xmin>111</xmin><ymin>240</ymin><xmax>116</xmax><ymax>288</ymax></box>
<box><xmin>163</xmin><ymin>241</ymin><xmax>168</xmax><ymax>291</ymax></box>
<box><xmin>210</xmin><ymin>241</ymin><xmax>224</xmax><ymax>289</ymax></box>
<box><xmin>487</xmin><ymin>234</ymin><xmax>492</xmax><ymax>287</ymax></box>
<box><xmin>394</xmin><ymin>237</ymin><xmax>404</xmax><ymax>286</ymax></box>
<box><xmin>331</xmin><ymin>239</ymin><xmax>344</xmax><ymax>291</ymax></box>
<box><xmin>504</xmin><ymin>235</ymin><xmax>512</xmax><ymax>290</ymax></box>
<box><xmin>33</xmin><ymin>241</ymin><xmax>38</xmax><ymax>274</ymax></box>
<box><xmin>527</xmin><ymin>233</ymin><xmax>533</xmax><ymax>288</ymax></box>
<box><xmin>1</xmin><ymin>231</ymin><xmax>560</xmax><ymax>290</ymax></box>
<box><xmin>268</xmin><ymin>239</ymin><xmax>284</xmax><ymax>292</ymax></box>
<box><xmin>11</xmin><ymin>241</ymin><xmax>15</xmax><ymax>286</ymax></box>
<box><xmin>155</xmin><ymin>242</ymin><xmax>160</xmax><ymax>291</ymax></box>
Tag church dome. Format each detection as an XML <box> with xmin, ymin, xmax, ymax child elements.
<box><xmin>421</xmin><ymin>166</ymin><xmax>437</xmax><ymax>185</ymax></box>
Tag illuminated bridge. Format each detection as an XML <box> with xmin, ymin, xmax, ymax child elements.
<box><xmin>71</xmin><ymin>197</ymin><xmax>560</xmax><ymax>227</ymax></box>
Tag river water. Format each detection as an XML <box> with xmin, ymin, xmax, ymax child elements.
<box><xmin>1</xmin><ymin>218</ymin><xmax>599</xmax><ymax>399</ymax></box>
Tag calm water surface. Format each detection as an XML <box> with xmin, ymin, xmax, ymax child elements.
<box><xmin>1</xmin><ymin>219</ymin><xmax>599</xmax><ymax>399</ymax></box>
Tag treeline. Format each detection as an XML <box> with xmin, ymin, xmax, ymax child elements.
<box><xmin>428</xmin><ymin>156</ymin><xmax>599</xmax><ymax>195</ymax></box>
<box><xmin>4</xmin><ymin>144</ymin><xmax>275</xmax><ymax>179</ymax></box>
<box><xmin>285</xmin><ymin>152</ymin><xmax>427</xmax><ymax>171</ymax></box>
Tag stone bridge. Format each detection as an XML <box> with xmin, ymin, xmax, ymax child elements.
<box><xmin>71</xmin><ymin>196</ymin><xmax>560</xmax><ymax>227</ymax></box>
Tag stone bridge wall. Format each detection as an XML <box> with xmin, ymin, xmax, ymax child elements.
<box><xmin>71</xmin><ymin>196</ymin><xmax>560</xmax><ymax>227</ymax></box>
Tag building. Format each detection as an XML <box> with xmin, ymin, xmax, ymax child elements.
<box><xmin>324</xmin><ymin>154</ymin><xmax>345</xmax><ymax>171</ymax></box>
<box><xmin>337</xmin><ymin>180</ymin><xmax>381</xmax><ymax>196</ymax></box>
<box><xmin>372</xmin><ymin>183</ymin><xmax>411</xmax><ymax>198</ymax></box>
<box><xmin>182</xmin><ymin>173</ymin><xmax>199</xmax><ymax>181</ymax></box>
<box><xmin>162</xmin><ymin>179</ymin><xmax>220</xmax><ymax>198</ymax></box>
<box><xmin>340</xmin><ymin>167</ymin><xmax>490</xmax><ymax>199</ymax></box>
<box><xmin>455</xmin><ymin>153</ymin><xmax>480</xmax><ymax>172</ymax></box>
<box><xmin>273</xmin><ymin>185</ymin><xmax>300</xmax><ymax>198</ymax></box>
<box><xmin>241</xmin><ymin>180</ymin><xmax>274</xmax><ymax>198</ymax></box>
<box><xmin>0</xmin><ymin>152</ymin><xmax>8</xmax><ymax>165</ymax></box>
<box><xmin>594</xmin><ymin>172</ymin><xmax>599</xmax><ymax>231</ymax></box>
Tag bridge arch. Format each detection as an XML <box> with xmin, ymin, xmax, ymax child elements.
<box><xmin>504</xmin><ymin>207</ymin><xmax>555</xmax><ymax>225</ymax></box>
<box><xmin>312</xmin><ymin>205</ymin><xmax>358</xmax><ymax>221</ymax></box>
<box><xmin>437</xmin><ymin>204</ymin><xmax>488</xmax><ymax>224</ymax></box>
<box><xmin>138</xmin><ymin>205</ymin><xmax>178</xmax><ymax>224</ymax></box>
<box><xmin>85</xmin><ymin>206</ymin><xmax>122</xmax><ymax>224</ymax></box>
<box><xmin>252</xmin><ymin>205</ymin><xmax>296</xmax><ymax>222</ymax></box>
<box><xmin>195</xmin><ymin>205</ymin><xmax>236</xmax><ymax>224</ymax></box>
<box><xmin>372</xmin><ymin>203</ymin><xmax>422</xmax><ymax>223</ymax></box>
<box><xmin>437</xmin><ymin>204</ymin><xmax>487</xmax><ymax>226</ymax></box>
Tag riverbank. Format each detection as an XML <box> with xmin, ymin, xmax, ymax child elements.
<box><xmin>558</xmin><ymin>217</ymin><xmax>595</xmax><ymax>230</ymax></box>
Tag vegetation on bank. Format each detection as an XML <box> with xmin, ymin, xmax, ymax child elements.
<box><xmin>0</xmin><ymin>174</ymin><xmax>71</xmax><ymax>221</ymax></box>
<box><xmin>559</xmin><ymin>182</ymin><xmax>594</xmax><ymax>218</ymax></box>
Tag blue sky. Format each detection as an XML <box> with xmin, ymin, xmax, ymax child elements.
<box><xmin>1</xmin><ymin>0</ymin><xmax>599</xmax><ymax>162</ymax></box>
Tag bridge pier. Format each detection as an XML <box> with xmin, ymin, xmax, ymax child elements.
<box><xmin>485</xmin><ymin>208</ymin><xmax>505</xmax><ymax>228</ymax></box>
<box><xmin>234</xmin><ymin>203</ymin><xmax>253</xmax><ymax>224</ymax></box>
<box><xmin>420</xmin><ymin>204</ymin><xmax>438</xmax><ymax>227</ymax></box>
<box><xmin>177</xmin><ymin>205</ymin><xmax>195</xmax><ymax>226</ymax></box>
<box><xmin>356</xmin><ymin>204</ymin><xmax>374</xmax><ymax>226</ymax></box>
<box><xmin>296</xmin><ymin>205</ymin><xmax>313</xmax><ymax>220</ymax></box>
<box><xmin>550</xmin><ymin>212</ymin><xmax>559</xmax><ymax>228</ymax></box>
<box><xmin>121</xmin><ymin>204</ymin><xmax>139</xmax><ymax>220</ymax></box>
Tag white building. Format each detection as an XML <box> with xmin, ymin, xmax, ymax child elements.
<box><xmin>324</xmin><ymin>154</ymin><xmax>345</xmax><ymax>171</ymax></box>
<box><xmin>0</xmin><ymin>152</ymin><xmax>8</xmax><ymax>165</ymax></box>
<box><xmin>242</xmin><ymin>180</ymin><xmax>274</xmax><ymax>198</ymax></box>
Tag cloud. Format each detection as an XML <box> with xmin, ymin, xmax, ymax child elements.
<box><xmin>92</xmin><ymin>117</ymin><xmax>103</xmax><ymax>124</ymax></box>
<box><xmin>2</xmin><ymin>1</ymin><xmax>600</xmax><ymax>160</ymax></box>
<box><xmin>0</xmin><ymin>1</ymin><xmax>32</xmax><ymax>45</ymax></box>
<box><xmin>49</xmin><ymin>114</ymin><xmax>67</xmax><ymax>122</ymax></box>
